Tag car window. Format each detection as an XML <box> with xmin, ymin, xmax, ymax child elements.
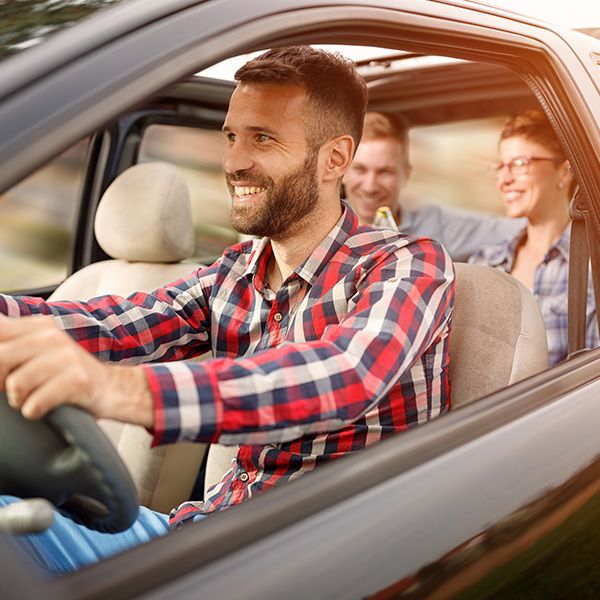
<box><xmin>0</xmin><ymin>139</ymin><xmax>88</xmax><ymax>293</ymax></box>
<box><xmin>138</xmin><ymin>125</ymin><xmax>238</xmax><ymax>264</ymax></box>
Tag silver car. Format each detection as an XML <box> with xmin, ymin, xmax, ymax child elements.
<box><xmin>1</xmin><ymin>1</ymin><xmax>600</xmax><ymax>598</ymax></box>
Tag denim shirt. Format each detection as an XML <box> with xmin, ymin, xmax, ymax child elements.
<box><xmin>470</xmin><ymin>225</ymin><xmax>599</xmax><ymax>366</ymax></box>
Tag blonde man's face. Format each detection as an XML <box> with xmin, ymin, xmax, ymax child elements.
<box><xmin>344</xmin><ymin>137</ymin><xmax>409</xmax><ymax>224</ymax></box>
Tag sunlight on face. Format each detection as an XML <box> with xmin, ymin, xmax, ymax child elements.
<box><xmin>344</xmin><ymin>138</ymin><xmax>409</xmax><ymax>224</ymax></box>
<box><xmin>496</xmin><ymin>136</ymin><xmax>565</xmax><ymax>221</ymax></box>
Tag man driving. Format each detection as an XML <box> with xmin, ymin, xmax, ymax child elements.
<box><xmin>344</xmin><ymin>111</ymin><xmax>523</xmax><ymax>261</ymax></box>
<box><xmin>0</xmin><ymin>46</ymin><xmax>454</xmax><ymax>574</ymax></box>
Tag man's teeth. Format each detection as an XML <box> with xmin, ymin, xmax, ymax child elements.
<box><xmin>235</xmin><ymin>186</ymin><xmax>266</xmax><ymax>196</ymax></box>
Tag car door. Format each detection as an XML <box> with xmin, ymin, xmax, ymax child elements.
<box><xmin>2</xmin><ymin>1</ymin><xmax>600</xmax><ymax>599</ymax></box>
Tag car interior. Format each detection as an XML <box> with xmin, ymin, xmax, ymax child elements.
<box><xmin>2</xmin><ymin>19</ymin><xmax>600</xmax><ymax>595</ymax></box>
<box><xmin>38</xmin><ymin>147</ymin><xmax>551</xmax><ymax>513</ymax></box>
<box><xmin>0</xmin><ymin>47</ymin><xmax>560</xmax><ymax>514</ymax></box>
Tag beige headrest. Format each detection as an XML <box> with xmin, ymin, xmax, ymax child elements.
<box><xmin>95</xmin><ymin>162</ymin><xmax>195</xmax><ymax>262</ymax></box>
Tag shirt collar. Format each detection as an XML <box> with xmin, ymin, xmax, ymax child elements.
<box><xmin>296</xmin><ymin>200</ymin><xmax>358</xmax><ymax>286</ymax></box>
<box><xmin>485</xmin><ymin>223</ymin><xmax>571</xmax><ymax>269</ymax></box>
<box><xmin>548</xmin><ymin>225</ymin><xmax>570</xmax><ymax>262</ymax></box>
<box><xmin>484</xmin><ymin>227</ymin><xmax>526</xmax><ymax>271</ymax></box>
<box><xmin>242</xmin><ymin>236</ymin><xmax>273</xmax><ymax>291</ymax></box>
<box><xmin>241</xmin><ymin>200</ymin><xmax>359</xmax><ymax>288</ymax></box>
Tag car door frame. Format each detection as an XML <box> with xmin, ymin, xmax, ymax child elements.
<box><xmin>2</xmin><ymin>1</ymin><xmax>600</xmax><ymax>598</ymax></box>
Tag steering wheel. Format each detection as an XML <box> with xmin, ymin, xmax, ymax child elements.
<box><xmin>0</xmin><ymin>392</ymin><xmax>139</xmax><ymax>533</ymax></box>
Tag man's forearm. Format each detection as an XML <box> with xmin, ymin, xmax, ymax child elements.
<box><xmin>0</xmin><ymin>282</ymin><xmax>211</xmax><ymax>365</ymax></box>
<box><xmin>0</xmin><ymin>314</ymin><xmax>155</xmax><ymax>427</ymax></box>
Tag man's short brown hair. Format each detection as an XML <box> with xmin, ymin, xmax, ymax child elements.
<box><xmin>362</xmin><ymin>112</ymin><xmax>411</xmax><ymax>170</ymax></box>
<box><xmin>235</xmin><ymin>46</ymin><xmax>368</xmax><ymax>151</ymax></box>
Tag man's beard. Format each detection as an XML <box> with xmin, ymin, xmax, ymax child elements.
<box><xmin>227</xmin><ymin>150</ymin><xmax>319</xmax><ymax>239</ymax></box>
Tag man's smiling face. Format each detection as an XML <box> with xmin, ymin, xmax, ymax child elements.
<box><xmin>222</xmin><ymin>82</ymin><xmax>320</xmax><ymax>240</ymax></box>
<box><xmin>343</xmin><ymin>136</ymin><xmax>409</xmax><ymax>224</ymax></box>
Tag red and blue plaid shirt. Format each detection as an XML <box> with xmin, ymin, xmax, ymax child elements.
<box><xmin>1</xmin><ymin>204</ymin><xmax>454</xmax><ymax>525</ymax></box>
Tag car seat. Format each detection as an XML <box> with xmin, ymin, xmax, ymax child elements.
<box><xmin>449</xmin><ymin>262</ymin><xmax>548</xmax><ymax>408</ymax></box>
<box><xmin>49</xmin><ymin>161</ymin><xmax>208</xmax><ymax>513</ymax></box>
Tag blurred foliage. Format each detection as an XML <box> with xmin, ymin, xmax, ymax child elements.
<box><xmin>457</xmin><ymin>491</ymin><xmax>600</xmax><ymax>599</ymax></box>
<box><xmin>0</xmin><ymin>0</ymin><xmax>122</xmax><ymax>59</ymax></box>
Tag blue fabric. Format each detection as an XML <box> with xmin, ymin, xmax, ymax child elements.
<box><xmin>470</xmin><ymin>225</ymin><xmax>599</xmax><ymax>366</ymax></box>
<box><xmin>399</xmin><ymin>203</ymin><xmax>524</xmax><ymax>262</ymax></box>
<box><xmin>0</xmin><ymin>496</ymin><xmax>171</xmax><ymax>576</ymax></box>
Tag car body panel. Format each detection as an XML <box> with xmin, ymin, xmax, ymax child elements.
<box><xmin>31</xmin><ymin>349</ymin><xmax>600</xmax><ymax>599</ymax></box>
<box><xmin>2</xmin><ymin>1</ymin><xmax>600</xmax><ymax>598</ymax></box>
<box><xmin>141</xmin><ymin>377</ymin><xmax>600</xmax><ymax>600</ymax></box>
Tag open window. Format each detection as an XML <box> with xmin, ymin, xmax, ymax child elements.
<box><xmin>2</xmin><ymin>2</ymin><xmax>600</xmax><ymax>599</ymax></box>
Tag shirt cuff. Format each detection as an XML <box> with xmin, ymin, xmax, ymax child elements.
<box><xmin>141</xmin><ymin>361</ymin><xmax>222</xmax><ymax>447</ymax></box>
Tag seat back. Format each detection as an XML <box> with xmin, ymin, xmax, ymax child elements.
<box><xmin>449</xmin><ymin>263</ymin><xmax>548</xmax><ymax>408</ymax></box>
<box><xmin>50</xmin><ymin>162</ymin><xmax>207</xmax><ymax>513</ymax></box>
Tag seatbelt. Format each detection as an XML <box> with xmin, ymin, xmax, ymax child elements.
<box><xmin>567</xmin><ymin>189</ymin><xmax>600</xmax><ymax>358</ymax></box>
<box><xmin>567</xmin><ymin>191</ymin><xmax>589</xmax><ymax>357</ymax></box>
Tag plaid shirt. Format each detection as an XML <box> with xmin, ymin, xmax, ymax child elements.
<box><xmin>470</xmin><ymin>225</ymin><xmax>599</xmax><ymax>366</ymax></box>
<box><xmin>1</xmin><ymin>204</ymin><xmax>454</xmax><ymax>525</ymax></box>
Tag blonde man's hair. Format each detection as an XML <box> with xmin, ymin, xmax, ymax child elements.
<box><xmin>362</xmin><ymin>112</ymin><xmax>411</xmax><ymax>170</ymax></box>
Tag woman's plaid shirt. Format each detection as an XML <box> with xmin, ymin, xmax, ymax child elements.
<box><xmin>470</xmin><ymin>225</ymin><xmax>598</xmax><ymax>366</ymax></box>
<box><xmin>1</xmin><ymin>205</ymin><xmax>454</xmax><ymax>525</ymax></box>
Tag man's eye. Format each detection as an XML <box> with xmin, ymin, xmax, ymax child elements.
<box><xmin>512</xmin><ymin>157</ymin><xmax>527</xmax><ymax>167</ymax></box>
<box><xmin>225</xmin><ymin>132</ymin><xmax>236</xmax><ymax>142</ymax></box>
<box><xmin>257</xmin><ymin>134</ymin><xmax>271</xmax><ymax>142</ymax></box>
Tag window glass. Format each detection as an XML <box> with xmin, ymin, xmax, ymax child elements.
<box><xmin>139</xmin><ymin>125</ymin><xmax>238</xmax><ymax>263</ymax></box>
<box><xmin>405</xmin><ymin>116</ymin><xmax>507</xmax><ymax>215</ymax></box>
<box><xmin>0</xmin><ymin>139</ymin><xmax>88</xmax><ymax>292</ymax></box>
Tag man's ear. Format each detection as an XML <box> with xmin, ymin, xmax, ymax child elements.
<box><xmin>322</xmin><ymin>135</ymin><xmax>355</xmax><ymax>182</ymax></box>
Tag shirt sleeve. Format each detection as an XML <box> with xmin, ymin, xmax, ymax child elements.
<box><xmin>438</xmin><ymin>206</ymin><xmax>523</xmax><ymax>263</ymax></box>
<box><xmin>145</xmin><ymin>237</ymin><xmax>455</xmax><ymax>447</ymax></box>
<box><xmin>0</xmin><ymin>266</ymin><xmax>214</xmax><ymax>364</ymax></box>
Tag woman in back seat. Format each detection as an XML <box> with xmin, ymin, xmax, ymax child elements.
<box><xmin>470</xmin><ymin>109</ymin><xmax>598</xmax><ymax>366</ymax></box>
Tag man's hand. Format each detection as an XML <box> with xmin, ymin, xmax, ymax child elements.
<box><xmin>0</xmin><ymin>315</ymin><xmax>154</xmax><ymax>428</ymax></box>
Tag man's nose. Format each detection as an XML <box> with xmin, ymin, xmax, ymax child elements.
<box><xmin>223</xmin><ymin>141</ymin><xmax>254</xmax><ymax>175</ymax></box>
<box><xmin>361</xmin><ymin>171</ymin><xmax>379</xmax><ymax>192</ymax></box>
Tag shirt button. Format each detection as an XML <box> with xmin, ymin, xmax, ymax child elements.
<box><xmin>239</xmin><ymin>472</ymin><xmax>249</xmax><ymax>482</ymax></box>
<box><xmin>273</xmin><ymin>312</ymin><xmax>283</xmax><ymax>322</ymax></box>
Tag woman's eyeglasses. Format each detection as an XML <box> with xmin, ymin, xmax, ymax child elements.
<box><xmin>490</xmin><ymin>155</ymin><xmax>562</xmax><ymax>178</ymax></box>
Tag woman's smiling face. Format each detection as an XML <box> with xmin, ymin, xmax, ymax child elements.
<box><xmin>495</xmin><ymin>135</ymin><xmax>565</xmax><ymax>221</ymax></box>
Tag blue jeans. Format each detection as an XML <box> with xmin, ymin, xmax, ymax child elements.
<box><xmin>0</xmin><ymin>496</ymin><xmax>171</xmax><ymax>576</ymax></box>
